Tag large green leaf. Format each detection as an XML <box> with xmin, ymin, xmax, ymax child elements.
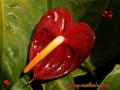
<box><xmin>50</xmin><ymin>0</ymin><xmax>109</xmax><ymax>29</ymax></box>
<box><xmin>42</xmin><ymin>74</ymin><xmax>75</xmax><ymax>90</ymax></box>
<box><xmin>97</xmin><ymin>64</ymin><xmax>120</xmax><ymax>90</ymax></box>
<box><xmin>0</xmin><ymin>0</ymin><xmax>47</xmax><ymax>89</ymax></box>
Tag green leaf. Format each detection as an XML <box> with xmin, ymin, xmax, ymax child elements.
<box><xmin>42</xmin><ymin>74</ymin><xmax>75</xmax><ymax>90</ymax></box>
<box><xmin>70</xmin><ymin>68</ymin><xmax>87</xmax><ymax>78</ymax></box>
<box><xmin>90</xmin><ymin>0</ymin><xmax>120</xmax><ymax>68</ymax></box>
<box><xmin>97</xmin><ymin>64</ymin><xmax>120</xmax><ymax>90</ymax></box>
<box><xmin>0</xmin><ymin>0</ymin><xmax>47</xmax><ymax>88</ymax></box>
<box><xmin>70</xmin><ymin>68</ymin><xmax>87</xmax><ymax>77</ymax></box>
<box><xmin>50</xmin><ymin>0</ymin><xmax>109</xmax><ymax>29</ymax></box>
<box><xmin>11</xmin><ymin>77</ymin><xmax>32</xmax><ymax>90</ymax></box>
<box><xmin>82</xmin><ymin>55</ymin><xmax>95</xmax><ymax>71</ymax></box>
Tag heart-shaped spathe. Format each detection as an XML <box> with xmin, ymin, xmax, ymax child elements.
<box><xmin>29</xmin><ymin>8</ymin><xmax>95</xmax><ymax>80</ymax></box>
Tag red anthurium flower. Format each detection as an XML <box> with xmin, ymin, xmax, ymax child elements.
<box><xmin>27</xmin><ymin>8</ymin><xmax>95</xmax><ymax>80</ymax></box>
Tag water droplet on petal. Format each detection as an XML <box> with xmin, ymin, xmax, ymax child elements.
<box><xmin>67</xmin><ymin>56</ymin><xmax>71</xmax><ymax>59</ymax></box>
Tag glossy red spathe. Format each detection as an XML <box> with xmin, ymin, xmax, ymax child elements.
<box><xmin>29</xmin><ymin>8</ymin><xmax>95</xmax><ymax>80</ymax></box>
